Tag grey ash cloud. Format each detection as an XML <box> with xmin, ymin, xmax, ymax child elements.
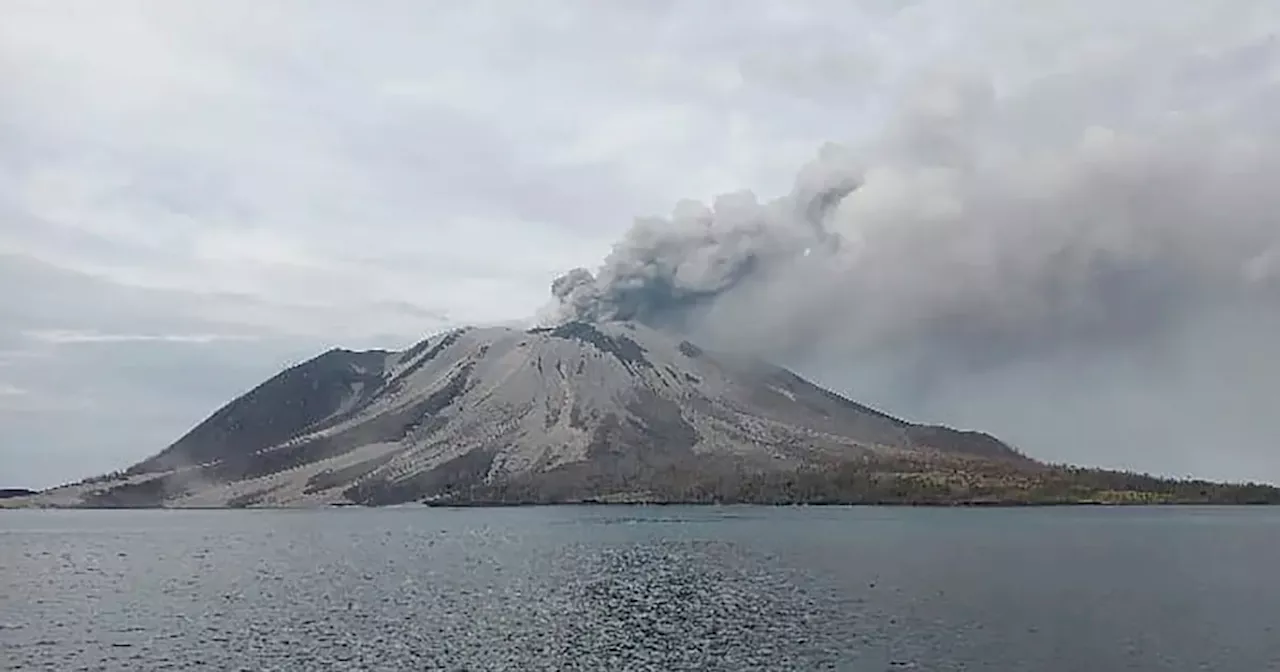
<box><xmin>548</xmin><ymin>18</ymin><xmax>1280</xmax><ymax>481</ymax></box>
<box><xmin>546</xmin><ymin>144</ymin><xmax>859</xmax><ymax>331</ymax></box>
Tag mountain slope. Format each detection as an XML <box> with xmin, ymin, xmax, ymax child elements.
<box><xmin>135</xmin><ymin>347</ymin><xmax>392</xmax><ymax>474</ymax></box>
<box><xmin>22</xmin><ymin>321</ymin><xmax>1041</xmax><ymax>508</ymax></box>
<box><xmin>13</xmin><ymin>320</ymin><xmax>1277</xmax><ymax>508</ymax></box>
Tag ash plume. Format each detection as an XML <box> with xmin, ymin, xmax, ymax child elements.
<box><xmin>547</xmin><ymin>143</ymin><xmax>859</xmax><ymax>331</ymax></box>
<box><xmin>546</xmin><ymin>43</ymin><xmax>1280</xmax><ymax>482</ymax></box>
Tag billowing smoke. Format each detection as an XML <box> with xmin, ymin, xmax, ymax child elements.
<box><xmin>547</xmin><ymin>143</ymin><xmax>859</xmax><ymax>331</ymax></box>
<box><xmin>546</xmin><ymin>39</ymin><xmax>1280</xmax><ymax>482</ymax></box>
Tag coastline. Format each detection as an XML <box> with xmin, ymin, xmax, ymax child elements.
<box><xmin>5</xmin><ymin>498</ymin><xmax>1279</xmax><ymax>511</ymax></box>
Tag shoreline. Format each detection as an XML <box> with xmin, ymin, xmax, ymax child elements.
<box><xmin>4</xmin><ymin>499</ymin><xmax>1279</xmax><ymax>511</ymax></box>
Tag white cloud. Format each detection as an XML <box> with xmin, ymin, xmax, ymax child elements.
<box><xmin>22</xmin><ymin>330</ymin><xmax>261</xmax><ymax>346</ymax></box>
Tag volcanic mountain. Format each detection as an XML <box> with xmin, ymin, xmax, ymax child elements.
<box><xmin>15</xmin><ymin>321</ymin><xmax>1279</xmax><ymax>507</ymax></box>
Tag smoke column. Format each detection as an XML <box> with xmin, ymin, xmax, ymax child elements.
<box><xmin>546</xmin><ymin>39</ymin><xmax>1280</xmax><ymax>482</ymax></box>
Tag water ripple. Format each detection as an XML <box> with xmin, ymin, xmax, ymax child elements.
<box><xmin>3</xmin><ymin>506</ymin><xmax>1280</xmax><ymax>671</ymax></box>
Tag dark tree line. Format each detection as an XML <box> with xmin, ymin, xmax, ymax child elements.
<box><xmin>426</xmin><ymin>456</ymin><xmax>1280</xmax><ymax>506</ymax></box>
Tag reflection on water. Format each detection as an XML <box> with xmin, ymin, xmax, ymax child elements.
<box><xmin>3</xmin><ymin>506</ymin><xmax>1279</xmax><ymax>671</ymax></box>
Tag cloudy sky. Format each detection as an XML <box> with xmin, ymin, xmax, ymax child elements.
<box><xmin>4</xmin><ymin>1</ymin><xmax>1279</xmax><ymax>489</ymax></box>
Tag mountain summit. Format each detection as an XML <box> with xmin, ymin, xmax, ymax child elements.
<box><xmin>15</xmin><ymin>321</ymin><xmax>1278</xmax><ymax>507</ymax></box>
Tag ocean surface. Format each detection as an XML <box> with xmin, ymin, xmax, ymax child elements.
<box><xmin>3</xmin><ymin>506</ymin><xmax>1279</xmax><ymax>671</ymax></box>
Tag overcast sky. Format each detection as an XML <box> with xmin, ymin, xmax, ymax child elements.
<box><xmin>4</xmin><ymin>1</ymin><xmax>1279</xmax><ymax>489</ymax></box>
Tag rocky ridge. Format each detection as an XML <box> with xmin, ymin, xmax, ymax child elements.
<box><xmin>14</xmin><ymin>321</ymin><xmax>1035</xmax><ymax>507</ymax></box>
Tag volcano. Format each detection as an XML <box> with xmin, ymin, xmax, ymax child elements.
<box><xmin>15</xmin><ymin>321</ymin><xmax>1278</xmax><ymax>507</ymax></box>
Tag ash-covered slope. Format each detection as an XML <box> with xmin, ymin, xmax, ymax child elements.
<box><xmin>40</xmin><ymin>321</ymin><xmax>1026</xmax><ymax>507</ymax></box>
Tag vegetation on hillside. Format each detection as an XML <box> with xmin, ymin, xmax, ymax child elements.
<box><xmin>428</xmin><ymin>455</ymin><xmax>1280</xmax><ymax>506</ymax></box>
